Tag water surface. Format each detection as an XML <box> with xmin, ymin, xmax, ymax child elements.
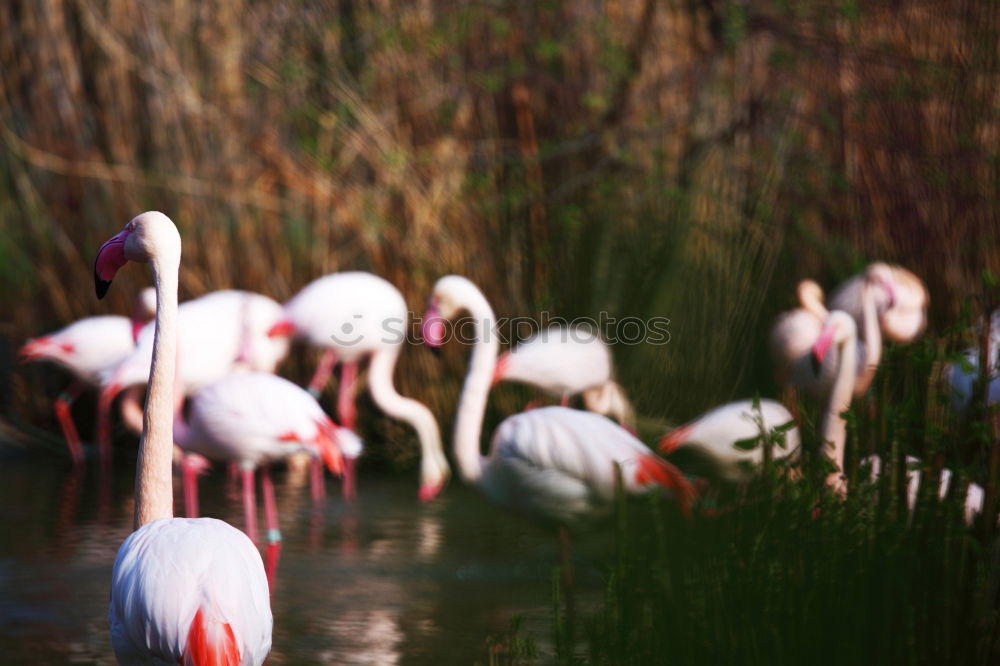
<box><xmin>0</xmin><ymin>446</ymin><xmax>604</xmax><ymax>665</ymax></box>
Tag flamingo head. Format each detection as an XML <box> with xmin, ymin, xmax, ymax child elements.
<box><xmin>129</xmin><ymin>287</ymin><xmax>157</xmax><ymax>342</ymax></box>
<box><xmin>423</xmin><ymin>275</ymin><xmax>487</xmax><ymax>350</ymax></box>
<box><xmin>421</xmin><ymin>303</ymin><xmax>447</xmax><ymax>350</ymax></box>
<box><xmin>491</xmin><ymin>352</ymin><xmax>511</xmax><ymax>386</ymax></box>
<box><xmin>811</xmin><ymin>311</ymin><xmax>855</xmax><ymax>374</ymax></box>
<box><xmin>95</xmin><ymin>212</ymin><xmax>180</xmax><ymax>299</ymax></box>
<box><xmin>267</xmin><ymin>318</ymin><xmax>296</xmax><ymax>338</ymax></box>
<box><xmin>866</xmin><ymin>262</ymin><xmax>897</xmax><ymax>310</ymax></box>
<box><xmin>18</xmin><ymin>336</ymin><xmax>74</xmax><ymax>363</ymax></box>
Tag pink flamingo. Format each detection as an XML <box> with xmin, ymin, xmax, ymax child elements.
<box><xmin>492</xmin><ymin>324</ymin><xmax>635</xmax><ymax>427</ymax></box>
<box><xmin>771</xmin><ymin>272</ymin><xmax>884</xmax><ymax>399</ymax></box>
<box><xmin>811</xmin><ymin>311</ymin><xmax>859</xmax><ymax>491</ymax></box>
<box><xmin>828</xmin><ymin>262</ymin><xmax>928</xmax><ymax>344</ymax></box>
<box><xmin>18</xmin><ymin>289</ymin><xmax>155</xmax><ymax>465</ymax></box>
<box><xmin>173</xmin><ymin>371</ymin><xmax>350</xmax><ymax>545</ymax></box>
<box><xmin>267</xmin><ymin>271</ymin><xmax>450</xmax><ymax>501</ymax></box>
<box><xmin>98</xmin><ymin>289</ymin><xmax>290</xmax><ymax>463</ymax></box>
<box><xmin>422</xmin><ymin>275</ymin><xmax>694</xmax><ymax>524</ymax></box>
<box><xmin>863</xmin><ymin>455</ymin><xmax>985</xmax><ymax>526</ymax></box>
<box><xmin>97</xmin><ymin>212</ymin><xmax>272</xmax><ymax>665</ymax></box>
<box><xmin>658</xmin><ymin>399</ymin><xmax>800</xmax><ymax>483</ymax></box>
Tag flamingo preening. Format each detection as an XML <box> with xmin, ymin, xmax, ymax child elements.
<box><xmin>267</xmin><ymin>271</ymin><xmax>450</xmax><ymax>501</ymax></box>
<box><xmin>18</xmin><ymin>289</ymin><xmax>155</xmax><ymax>465</ymax></box>
<box><xmin>174</xmin><ymin>371</ymin><xmax>350</xmax><ymax>545</ymax></box>
<box><xmin>658</xmin><ymin>399</ymin><xmax>800</xmax><ymax>484</ymax></box>
<box><xmin>97</xmin><ymin>289</ymin><xmax>290</xmax><ymax>463</ymax></box>
<box><xmin>97</xmin><ymin>212</ymin><xmax>272</xmax><ymax>665</ymax></box>
<box><xmin>422</xmin><ymin>275</ymin><xmax>694</xmax><ymax>525</ymax></box>
<box><xmin>492</xmin><ymin>324</ymin><xmax>635</xmax><ymax>427</ymax></box>
<box><xmin>828</xmin><ymin>262</ymin><xmax>928</xmax><ymax>344</ymax></box>
<box><xmin>771</xmin><ymin>272</ymin><xmax>884</xmax><ymax>399</ymax></box>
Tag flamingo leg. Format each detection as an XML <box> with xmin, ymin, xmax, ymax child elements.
<box><xmin>242</xmin><ymin>466</ymin><xmax>259</xmax><ymax>545</ymax></box>
<box><xmin>337</xmin><ymin>360</ymin><xmax>359</xmax><ymax>429</ymax></box>
<box><xmin>342</xmin><ymin>457</ymin><xmax>357</xmax><ymax>501</ymax></box>
<box><xmin>310</xmin><ymin>456</ymin><xmax>326</xmax><ymax>502</ymax></box>
<box><xmin>559</xmin><ymin>393</ymin><xmax>570</xmax><ymax>407</ymax></box>
<box><xmin>557</xmin><ymin>525</ymin><xmax>576</xmax><ymax>650</ymax></box>
<box><xmin>182</xmin><ymin>455</ymin><xmax>200</xmax><ymax>518</ymax></box>
<box><xmin>96</xmin><ymin>390</ymin><xmax>115</xmax><ymax>474</ymax></box>
<box><xmin>261</xmin><ymin>465</ymin><xmax>281</xmax><ymax>544</ymax></box>
<box><xmin>308</xmin><ymin>349</ymin><xmax>339</xmax><ymax>399</ymax></box>
<box><xmin>53</xmin><ymin>381</ymin><xmax>85</xmax><ymax>466</ymax></box>
<box><xmin>264</xmin><ymin>542</ymin><xmax>282</xmax><ymax>592</ymax></box>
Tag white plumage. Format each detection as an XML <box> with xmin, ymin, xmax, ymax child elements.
<box><xmin>494</xmin><ymin>325</ymin><xmax>634</xmax><ymax>425</ymax></box>
<box><xmin>109</xmin><ymin>517</ymin><xmax>272</xmax><ymax>665</ymax></box>
<box><xmin>659</xmin><ymin>399</ymin><xmax>800</xmax><ymax>482</ymax></box>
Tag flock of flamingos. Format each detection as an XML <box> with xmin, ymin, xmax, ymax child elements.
<box><xmin>16</xmin><ymin>211</ymin><xmax>997</xmax><ymax>664</ymax></box>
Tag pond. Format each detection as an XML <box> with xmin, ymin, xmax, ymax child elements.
<box><xmin>0</xmin><ymin>447</ymin><xmax>606</xmax><ymax>665</ymax></box>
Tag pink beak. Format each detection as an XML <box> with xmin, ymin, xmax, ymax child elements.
<box><xmin>811</xmin><ymin>324</ymin><xmax>836</xmax><ymax>371</ymax></box>
<box><xmin>94</xmin><ymin>229</ymin><xmax>130</xmax><ymax>299</ymax></box>
<box><xmin>267</xmin><ymin>319</ymin><xmax>295</xmax><ymax>338</ymax></box>
<box><xmin>130</xmin><ymin>318</ymin><xmax>145</xmax><ymax>343</ymax></box>
<box><xmin>422</xmin><ymin>304</ymin><xmax>446</xmax><ymax>348</ymax></box>
<box><xmin>658</xmin><ymin>423</ymin><xmax>694</xmax><ymax>454</ymax></box>
<box><xmin>491</xmin><ymin>353</ymin><xmax>510</xmax><ymax>386</ymax></box>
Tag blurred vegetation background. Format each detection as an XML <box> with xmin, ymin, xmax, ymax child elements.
<box><xmin>1</xmin><ymin>0</ymin><xmax>998</xmax><ymax>440</ymax></box>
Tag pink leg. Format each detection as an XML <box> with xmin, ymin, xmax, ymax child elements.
<box><xmin>96</xmin><ymin>390</ymin><xmax>115</xmax><ymax>471</ymax></box>
<box><xmin>308</xmin><ymin>349</ymin><xmax>339</xmax><ymax>399</ymax></box>
<box><xmin>310</xmin><ymin>456</ymin><xmax>326</xmax><ymax>502</ymax></box>
<box><xmin>53</xmin><ymin>381</ymin><xmax>84</xmax><ymax>466</ymax></box>
<box><xmin>560</xmin><ymin>393</ymin><xmax>570</xmax><ymax>407</ymax></box>
<box><xmin>337</xmin><ymin>361</ymin><xmax>359</xmax><ymax>429</ymax></box>
<box><xmin>264</xmin><ymin>541</ymin><xmax>282</xmax><ymax>591</ymax></box>
<box><xmin>182</xmin><ymin>456</ymin><xmax>200</xmax><ymax>518</ymax></box>
<box><xmin>342</xmin><ymin>457</ymin><xmax>357</xmax><ymax>501</ymax></box>
<box><xmin>242</xmin><ymin>466</ymin><xmax>259</xmax><ymax>545</ymax></box>
<box><xmin>261</xmin><ymin>466</ymin><xmax>281</xmax><ymax>544</ymax></box>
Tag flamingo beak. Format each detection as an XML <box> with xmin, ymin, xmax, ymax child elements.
<box><xmin>491</xmin><ymin>353</ymin><xmax>510</xmax><ymax>386</ymax></box>
<box><xmin>658</xmin><ymin>423</ymin><xmax>694</xmax><ymax>454</ymax></box>
<box><xmin>881</xmin><ymin>277</ymin><xmax>897</xmax><ymax>309</ymax></box>
<box><xmin>811</xmin><ymin>325</ymin><xmax>836</xmax><ymax>375</ymax></box>
<box><xmin>422</xmin><ymin>304</ymin><xmax>446</xmax><ymax>354</ymax></box>
<box><xmin>418</xmin><ymin>482</ymin><xmax>444</xmax><ymax>503</ymax></box>
<box><xmin>18</xmin><ymin>338</ymin><xmax>49</xmax><ymax>363</ymax></box>
<box><xmin>130</xmin><ymin>318</ymin><xmax>145</xmax><ymax>343</ymax></box>
<box><xmin>314</xmin><ymin>419</ymin><xmax>345</xmax><ymax>476</ymax></box>
<box><xmin>267</xmin><ymin>319</ymin><xmax>295</xmax><ymax>338</ymax></box>
<box><xmin>94</xmin><ymin>229</ymin><xmax>130</xmax><ymax>299</ymax></box>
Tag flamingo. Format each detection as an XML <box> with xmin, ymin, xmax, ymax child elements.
<box><xmin>421</xmin><ymin>275</ymin><xmax>694</xmax><ymax>525</ymax></box>
<box><xmin>267</xmin><ymin>271</ymin><xmax>450</xmax><ymax>501</ymax></box>
<box><xmin>492</xmin><ymin>324</ymin><xmax>635</xmax><ymax>426</ymax></box>
<box><xmin>18</xmin><ymin>289</ymin><xmax>155</xmax><ymax>465</ymax></box>
<box><xmin>98</xmin><ymin>289</ymin><xmax>290</xmax><ymax>462</ymax></box>
<box><xmin>658</xmin><ymin>399</ymin><xmax>800</xmax><ymax>483</ymax></box>
<box><xmin>811</xmin><ymin>311</ymin><xmax>859</xmax><ymax>491</ymax></box>
<box><xmin>863</xmin><ymin>455</ymin><xmax>985</xmax><ymax>526</ymax></box>
<box><xmin>173</xmin><ymin>371</ymin><xmax>352</xmax><ymax>545</ymax></box>
<box><xmin>771</xmin><ymin>274</ymin><xmax>885</xmax><ymax>398</ymax></box>
<box><xmin>96</xmin><ymin>211</ymin><xmax>272</xmax><ymax>665</ymax></box>
<box><xmin>946</xmin><ymin>310</ymin><xmax>999</xmax><ymax>412</ymax></box>
<box><xmin>828</xmin><ymin>262</ymin><xmax>928</xmax><ymax>344</ymax></box>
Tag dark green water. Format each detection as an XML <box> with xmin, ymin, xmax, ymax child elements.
<box><xmin>0</xmin><ymin>447</ymin><xmax>595</xmax><ymax>665</ymax></box>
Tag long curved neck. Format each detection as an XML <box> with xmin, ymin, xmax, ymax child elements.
<box><xmin>452</xmin><ymin>297</ymin><xmax>498</xmax><ymax>483</ymax></box>
<box><xmin>855</xmin><ymin>281</ymin><xmax>882</xmax><ymax>394</ymax></box>
<box><xmin>367</xmin><ymin>347</ymin><xmax>449</xmax><ymax>485</ymax></box>
<box><xmin>798</xmin><ymin>280</ymin><xmax>828</xmax><ymax>319</ymax></box>
<box><xmin>134</xmin><ymin>257</ymin><xmax>179</xmax><ymax>528</ymax></box>
<box><xmin>822</xmin><ymin>327</ymin><xmax>857</xmax><ymax>488</ymax></box>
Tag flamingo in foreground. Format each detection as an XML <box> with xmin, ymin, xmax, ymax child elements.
<box><xmin>18</xmin><ymin>289</ymin><xmax>155</xmax><ymax>465</ymax></box>
<box><xmin>174</xmin><ymin>371</ymin><xmax>351</xmax><ymax>545</ymax></box>
<box><xmin>268</xmin><ymin>271</ymin><xmax>450</xmax><ymax>501</ymax></box>
<box><xmin>492</xmin><ymin>324</ymin><xmax>635</xmax><ymax>427</ymax></box>
<box><xmin>659</xmin><ymin>399</ymin><xmax>800</xmax><ymax>484</ymax></box>
<box><xmin>422</xmin><ymin>275</ymin><xmax>694</xmax><ymax>525</ymax></box>
<box><xmin>96</xmin><ymin>211</ymin><xmax>271</xmax><ymax>665</ymax></box>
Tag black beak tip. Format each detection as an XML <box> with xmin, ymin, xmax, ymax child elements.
<box><xmin>95</xmin><ymin>276</ymin><xmax>111</xmax><ymax>300</ymax></box>
<box><xmin>428</xmin><ymin>345</ymin><xmax>443</xmax><ymax>359</ymax></box>
<box><xmin>810</xmin><ymin>353</ymin><xmax>821</xmax><ymax>376</ymax></box>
